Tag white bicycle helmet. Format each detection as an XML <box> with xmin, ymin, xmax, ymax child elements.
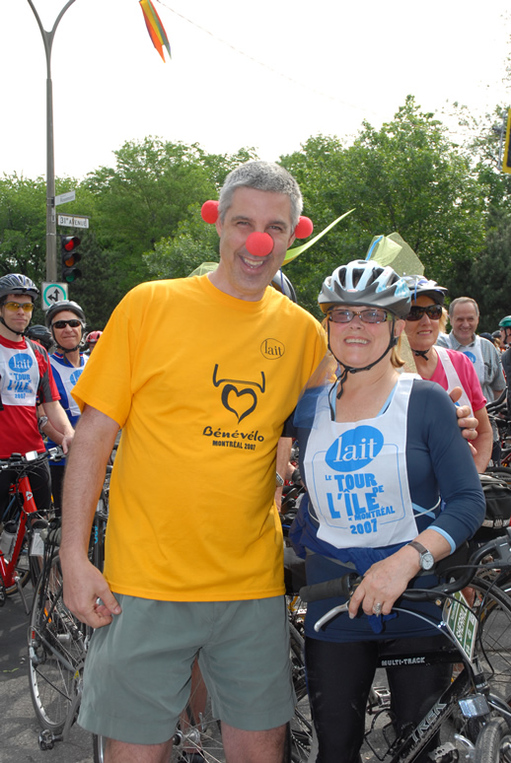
<box><xmin>403</xmin><ymin>275</ymin><xmax>447</xmax><ymax>306</ymax></box>
<box><xmin>318</xmin><ymin>260</ymin><xmax>410</xmax><ymax>318</ymax></box>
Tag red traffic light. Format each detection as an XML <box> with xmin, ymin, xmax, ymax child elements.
<box><xmin>61</xmin><ymin>235</ymin><xmax>82</xmax><ymax>282</ymax></box>
<box><xmin>62</xmin><ymin>235</ymin><xmax>81</xmax><ymax>252</ymax></box>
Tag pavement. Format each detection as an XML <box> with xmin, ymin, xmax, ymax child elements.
<box><xmin>0</xmin><ymin>586</ymin><xmax>93</xmax><ymax>763</ymax></box>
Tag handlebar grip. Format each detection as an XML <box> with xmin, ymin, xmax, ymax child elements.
<box><xmin>299</xmin><ymin>573</ymin><xmax>360</xmax><ymax>603</ymax></box>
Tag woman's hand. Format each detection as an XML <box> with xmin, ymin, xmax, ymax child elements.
<box><xmin>348</xmin><ymin>549</ymin><xmax>420</xmax><ymax>618</ymax></box>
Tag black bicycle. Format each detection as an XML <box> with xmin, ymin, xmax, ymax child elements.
<box><xmin>299</xmin><ymin>530</ymin><xmax>511</xmax><ymax>763</ymax></box>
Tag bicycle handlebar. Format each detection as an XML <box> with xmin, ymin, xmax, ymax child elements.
<box><xmin>486</xmin><ymin>389</ymin><xmax>507</xmax><ymax>414</ymax></box>
<box><xmin>299</xmin><ymin>528</ymin><xmax>511</xmax><ymax>604</ymax></box>
<box><xmin>0</xmin><ymin>447</ymin><xmax>64</xmax><ymax>471</ymax></box>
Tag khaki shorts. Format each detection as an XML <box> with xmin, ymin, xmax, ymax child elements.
<box><xmin>78</xmin><ymin>595</ymin><xmax>295</xmax><ymax>744</ymax></box>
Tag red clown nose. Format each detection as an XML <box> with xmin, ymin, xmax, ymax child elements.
<box><xmin>245</xmin><ymin>232</ymin><xmax>274</xmax><ymax>257</ymax></box>
<box><xmin>201</xmin><ymin>200</ymin><xmax>219</xmax><ymax>224</ymax></box>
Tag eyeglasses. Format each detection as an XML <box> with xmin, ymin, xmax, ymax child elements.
<box><xmin>406</xmin><ymin>304</ymin><xmax>443</xmax><ymax>322</ymax></box>
<box><xmin>3</xmin><ymin>301</ymin><xmax>34</xmax><ymax>313</ymax></box>
<box><xmin>328</xmin><ymin>308</ymin><xmax>390</xmax><ymax>324</ymax></box>
<box><xmin>52</xmin><ymin>319</ymin><xmax>82</xmax><ymax>329</ymax></box>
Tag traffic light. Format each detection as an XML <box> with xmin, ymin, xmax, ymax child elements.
<box><xmin>61</xmin><ymin>235</ymin><xmax>81</xmax><ymax>282</ymax></box>
<box><xmin>503</xmin><ymin>108</ymin><xmax>511</xmax><ymax>174</ymax></box>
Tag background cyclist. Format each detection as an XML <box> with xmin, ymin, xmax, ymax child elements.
<box><xmin>289</xmin><ymin>258</ymin><xmax>485</xmax><ymax>763</ymax></box>
<box><xmin>0</xmin><ymin>274</ymin><xmax>74</xmax><ymax>518</ymax></box>
<box><xmin>85</xmin><ymin>330</ymin><xmax>102</xmax><ymax>354</ymax></box>
<box><xmin>403</xmin><ymin>274</ymin><xmax>492</xmax><ymax>473</ymax></box>
<box><xmin>40</xmin><ymin>300</ymin><xmax>89</xmax><ymax>510</ymax></box>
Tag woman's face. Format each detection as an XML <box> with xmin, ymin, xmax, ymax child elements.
<box><xmin>328</xmin><ymin>305</ymin><xmax>404</xmax><ymax>369</ymax></box>
<box><xmin>404</xmin><ymin>295</ymin><xmax>441</xmax><ymax>351</ymax></box>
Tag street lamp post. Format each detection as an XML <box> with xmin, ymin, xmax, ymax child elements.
<box><xmin>25</xmin><ymin>0</ymin><xmax>77</xmax><ymax>282</ymax></box>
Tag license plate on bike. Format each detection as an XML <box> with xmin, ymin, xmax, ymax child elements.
<box><xmin>442</xmin><ymin>591</ymin><xmax>478</xmax><ymax>662</ymax></box>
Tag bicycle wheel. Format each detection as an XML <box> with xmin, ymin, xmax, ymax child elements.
<box><xmin>471</xmin><ymin>579</ymin><xmax>511</xmax><ymax>698</ymax></box>
<box><xmin>474</xmin><ymin>717</ymin><xmax>511</xmax><ymax>763</ymax></box>
<box><xmin>27</xmin><ymin>555</ymin><xmax>89</xmax><ymax>732</ymax></box>
<box><xmin>289</xmin><ymin>622</ymin><xmax>313</xmax><ymax>762</ymax></box>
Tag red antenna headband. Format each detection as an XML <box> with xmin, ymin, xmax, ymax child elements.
<box><xmin>201</xmin><ymin>200</ymin><xmax>313</xmax><ymax>257</ymax></box>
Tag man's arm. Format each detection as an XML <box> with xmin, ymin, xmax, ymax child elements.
<box><xmin>59</xmin><ymin>404</ymin><xmax>121</xmax><ymax>628</ymax></box>
<box><xmin>471</xmin><ymin>407</ymin><xmax>493</xmax><ymax>473</ymax></box>
<box><xmin>43</xmin><ymin>400</ymin><xmax>75</xmax><ymax>453</ymax></box>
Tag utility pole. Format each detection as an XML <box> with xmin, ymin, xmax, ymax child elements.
<box><xmin>25</xmin><ymin>0</ymin><xmax>77</xmax><ymax>282</ymax></box>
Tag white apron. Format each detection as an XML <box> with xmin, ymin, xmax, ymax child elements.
<box><xmin>0</xmin><ymin>342</ymin><xmax>39</xmax><ymax>407</ymax></box>
<box><xmin>303</xmin><ymin>375</ymin><xmax>419</xmax><ymax>550</ymax></box>
<box><xmin>435</xmin><ymin>346</ymin><xmax>473</xmax><ymax>415</ymax></box>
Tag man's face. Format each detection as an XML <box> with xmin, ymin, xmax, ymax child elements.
<box><xmin>0</xmin><ymin>294</ymin><xmax>33</xmax><ymax>336</ymax></box>
<box><xmin>451</xmin><ymin>302</ymin><xmax>479</xmax><ymax>345</ymax></box>
<box><xmin>211</xmin><ymin>187</ymin><xmax>295</xmax><ymax>301</ymax></box>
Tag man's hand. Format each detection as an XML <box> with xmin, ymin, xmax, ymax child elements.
<box><xmin>60</xmin><ymin>432</ymin><xmax>74</xmax><ymax>454</ymax></box>
<box><xmin>449</xmin><ymin>387</ymin><xmax>478</xmax><ymax>441</ymax></box>
<box><xmin>61</xmin><ymin>555</ymin><xmax>121</xmax><ymax>629</ymax></box>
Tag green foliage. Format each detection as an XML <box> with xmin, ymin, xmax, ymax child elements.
<box><xmin>0</xmin><ymin>174</ymin><xmax>46</xmax><ymax>280</ymax></box>
<box><xmin>144</xmin><ymin>203</ymin><xmax>220</xmax><ymax>280</ymax></box>
<box><xmin>3</xmin><ymin>104</ymin><xmax>511</xmax><ymax>332</ymax></box>
<box><xmin>281</xmin><ymin>96</ymin><xmax>486</xmax><ymax>315</ymax></box>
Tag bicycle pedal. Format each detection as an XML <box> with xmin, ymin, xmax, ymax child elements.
<box><xmin>428</xmin><ymin>742</ymin><xmax>458</xmax><ymax>763</ymax></box>
<box><xmin>38</xmin><ymin>729</ymin><xmax>63</xmax><ymax>751</ymax></box>
<box><xmin>372</xmin><ymin>686</ymin><xmax>391</xmax><ymax>708</ymax></box>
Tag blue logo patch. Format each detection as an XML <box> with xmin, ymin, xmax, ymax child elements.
<box><xmin>325</xmin><ymin>425</ymin><xmax>384</xmax><ymax>472</ymax></box>
<box><xmin>462</xmin><ymin>351</ymin><xmax>476</xmax><ymax>365</ymax></box>
<box><xmin>70</xmin><ymin>369</ymin><xmax>83</xmax><ymax>385</ymax></box>
<box><xmin>8</xmin><ymin>353</ymin><xmax>33</xmax><ymax>372</ymax></box>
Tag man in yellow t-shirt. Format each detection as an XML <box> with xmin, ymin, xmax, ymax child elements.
<box><xmin>60</xmin><ymin>161</ymin><xmax>327</xmax><ymax>763</ymax></box>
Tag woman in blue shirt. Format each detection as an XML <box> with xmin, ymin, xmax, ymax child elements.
<box><xmin>290</xmin><ymin>259</ymin><xmax>485</xmax><ymax>763</ymax></box>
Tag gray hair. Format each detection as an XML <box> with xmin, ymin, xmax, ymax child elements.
<box><xmin>218</xmin><ymin>161</ymin><xmax>303</xmax><ymax>229</ymax></box>
<box><xmin>448</xmin><ymin>296</ymin><xmax>480</xmax><ymax>319</ymax></box>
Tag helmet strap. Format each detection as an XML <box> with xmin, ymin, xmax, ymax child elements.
<box><xmin>0</xmin><ymin>315</ymin><xmax>25</xmax><ymax>337</ymax></box>
<box><xmin>327</xmin><ymin>320</ymin><xmax>397</xmax><ymax>403</ymax></box>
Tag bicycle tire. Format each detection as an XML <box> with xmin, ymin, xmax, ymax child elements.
<box><xmin>471</xmin><ymin>579</ymin><xmax>511</xmax><ymax>698</ymax></box>
<box><xmin>27</xmin><ymin>554</ymin><xmax>89</xmax><ymax>732</ymax></box>
<box><xmin>289</xmin><ymin>622</ymin><xmax>313</xmax><ymax>762</ymax></box>
<box><xmin>474</xmin><ymin>718</ymin><xmax>511</xmax><ymax>763</ymax></box>
<box><xmin>92</xmin><ymin>734</ymin><xmax>105</xmax><ymax>763</ymax></box>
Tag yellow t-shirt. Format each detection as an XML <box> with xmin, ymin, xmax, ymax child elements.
<box><xmin>72</xmin><ymin>275</ymin><xmax>327</xmax><ymax>601</ymax></box>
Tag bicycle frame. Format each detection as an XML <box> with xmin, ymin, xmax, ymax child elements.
<box><xmin>0</xmin><ymin>471</ymin><xmax>41</xmax><ymax>606</ymax></box>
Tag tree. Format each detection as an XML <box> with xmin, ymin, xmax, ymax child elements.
<box><xmin>281</xmin><ymin>96</ymin><xmax>486</xmax><ymax>316</ymax></box>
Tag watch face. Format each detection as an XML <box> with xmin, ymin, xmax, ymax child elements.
<box><xmin>422</xmin><ymin>552</ymin><xmax>435</xmax><ymax>570</ymax></box>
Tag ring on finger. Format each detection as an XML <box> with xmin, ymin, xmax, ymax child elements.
<box><xmin>373</xmin><ymin>602</ymin><xmax>383</xmax><ymax>616</ymax></box>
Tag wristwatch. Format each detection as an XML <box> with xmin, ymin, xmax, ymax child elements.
<box><xmin>408</xmin><ymin>541</ymin><xmax>435</xmax><ymax>571</ymax></box>
<box><xmin>276</xmin><ymin>472</ymin><xmax>284</xmax><ymax>487</ymax></box>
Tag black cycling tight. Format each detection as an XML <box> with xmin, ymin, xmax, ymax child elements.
<box><xmin>305</xmin><ymin>634</ymin><xmax>452</xmax><ymax>763</ymax></box>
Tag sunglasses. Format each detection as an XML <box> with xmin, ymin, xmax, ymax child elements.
<box><xmin>406</xmin><ymin>304</ymin><xmax>443</xmax><ymax>322</ymax></box>
<box><xmin>4</xmin><ymin>301</ymin><xmax>34</xmax><ymax>313</ymax></box>
<box><xmin>52</xmin><ymin>319</ymin><xmax>82</xmax><ymax>329</ymax></box>
<box><xmin>328</xmin><ymin>308</ymin><xmax>391</xmax><ymax>324</ymax></box>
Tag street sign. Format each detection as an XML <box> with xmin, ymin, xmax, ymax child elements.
<box><xmin>42</xmin><ymin>282</ymin><xmax>68</xmax><ymax>310</ymax></box>
<box><xmin>58</xmin><ymin>214</ymin><xmax>89</xmax><ymax>229</ymax></box>
<box><xmin>55</xmin><ymin>190</ymin><xmax>76</xmax><ymax>206</ymax></box>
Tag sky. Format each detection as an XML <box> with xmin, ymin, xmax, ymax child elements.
<box><xmin>1</xmin><ymin>0</ymin><xmax>511</xmax><ymax>182</ymax></box>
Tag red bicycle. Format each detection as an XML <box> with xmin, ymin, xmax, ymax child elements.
<box><xmin>0</xmin><ymin>448</ymin><xmax>62</xmax><ymax>611</ymax></box>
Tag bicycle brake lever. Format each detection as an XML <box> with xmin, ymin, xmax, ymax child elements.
<box><xmin>313</xmin><ymin>601</ymin><xmax>351</xmax><ymax>632</ymax></box>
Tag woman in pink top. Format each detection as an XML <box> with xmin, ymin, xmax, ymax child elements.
<box><xmin>404</xmin><ymin>276</ymin><xmax>492</xmax><ymax>473</ymax></box>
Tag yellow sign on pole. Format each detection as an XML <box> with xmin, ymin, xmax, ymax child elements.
<box><xmin>503</xmin><ymin>108</ymin><xmax>511</xmax><ymax>174</ymax></box>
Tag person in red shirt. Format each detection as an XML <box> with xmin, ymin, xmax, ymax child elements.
<box><xmin>0</xmin><ymin>274</ymin><xmax>74</xmax><ymax>517</ymax></box>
